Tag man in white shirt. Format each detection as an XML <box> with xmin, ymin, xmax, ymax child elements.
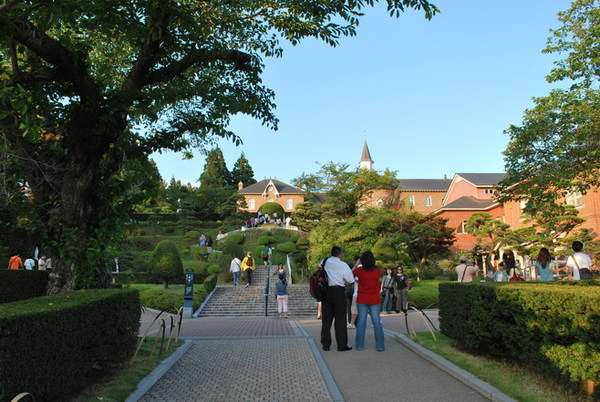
<box><xmin>566</xmin><ymin>241</ymin><xmax>593</xmax><ymax>280</ymax></box>
<box><xmin>320</xmin><ymin>246</ymin><xmax>355</xmax><ymax>352</ymax></box>
<box><xmin>455</xmin><ymin>256</ymin><xmax>479</xmax><ymax>283</ymax></box>
<box><xmin>24</xmin><ymin>257</ymin><xmax>36</xmax><ymax>270</ymax></box>
<box><xmin>230</xmin><ymin>256</ymin><xmax>242</xmax><ymax>286</ymax></box>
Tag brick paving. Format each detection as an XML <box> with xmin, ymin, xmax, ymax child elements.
<box><xmin>138</xmin><ymin>339</ymin><xmax>332</xmax><ymax>402</ymax></box>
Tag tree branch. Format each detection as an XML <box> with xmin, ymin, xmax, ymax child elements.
<box><xmin>2</xmin><ymin>68</ymin><xmax>69</xmax><ymax>88</ymax></box>
<box><xmin>11</xmin><ymin>18</ymin><xmax>98</xmax><ymax>101</ymax></box>
<box><xmin>142</xmin><ymin>48</ymin><xmax>252</xmax><ymax>87</ymax></box>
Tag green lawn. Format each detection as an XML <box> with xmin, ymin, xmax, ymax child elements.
<box><xmin>409</xmin><ymin>280</ymin><xmax>441</xmax><ymax>308</ymax></box>
<box><xmin>411</xmin><ymin>332</ymin><xmax>586</xmax><ymax>402</ymax></box>
<box><xmin>73</xmin><ymin>337</ymin><xmax>184</xmax><ymax>402</ymax></box>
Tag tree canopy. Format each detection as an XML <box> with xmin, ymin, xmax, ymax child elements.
<box><xmin>0</xmin><ymin>0</ymin><xmax>438</xmax><ymax>291</ymax></box>
<box><xmin>230</xmin><ymin>152</ymin><xmax>256</xmax><ymax>187</ymax></box>
<box><xmin>500</xmin><ymin>0</ymin><xmax>600</xmax><ymax>212</ymax></box>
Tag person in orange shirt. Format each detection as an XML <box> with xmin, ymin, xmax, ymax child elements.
<box><xmin>8</xmin><ymin>254</ymin><xmax>23</xmax><ymax>270</ymax></box>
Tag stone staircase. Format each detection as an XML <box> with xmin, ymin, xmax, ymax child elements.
<box><xmin>197</xmin><ymin>265</ymin><xmax>317</xmax><ymax>317</ymax></box>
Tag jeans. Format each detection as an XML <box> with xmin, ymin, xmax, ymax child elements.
<box><xmin>381</xmin><ymin>290</ymin><xmax>393</xmax><ymax>313</ymax></box>
<box><xmin>355</xmin><ymin>303</ymin><xmax>385</xmax><ymax>351</ymax></box>
<box><xmin>232</xmin><ymin>271</ymin><xmax>240</xmax><ymax>286</ymax></box>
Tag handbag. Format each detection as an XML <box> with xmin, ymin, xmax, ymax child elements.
<box><xmin>571</xmin><ymin>255</ymin><xmax>592</xmax><ymax>280</ymax></box>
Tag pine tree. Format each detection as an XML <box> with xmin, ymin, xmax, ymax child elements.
<box><xmin>200</xmin><ymin>149</ymin><xmax>231</xmax><ymax>188</ymax></box>
<box><xmin>230</xmin><ymin>153</ymin><xmax>256</xmax><ymax>187</ymax></box>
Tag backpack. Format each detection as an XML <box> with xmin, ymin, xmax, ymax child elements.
<box><xmin>246</xmin><ymin>257</ymin><xmax>254</xmax><ymax>267</ymax></box>
<box><xmin>309</xmin><ymin>258</ymin><xmax>329</xmax><ymax>302</ymax></box>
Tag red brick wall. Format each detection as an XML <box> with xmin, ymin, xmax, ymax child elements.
<box><xmin>438</xmin><ymin>205</ymin><xmax>505</xmax><ymax>251</ymax></box>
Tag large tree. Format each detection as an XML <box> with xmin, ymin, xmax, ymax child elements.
<box><xmin>0</xmin><ymin>0</ymin><xmax>438</xmax><ymax>292</ymax></box>
<box><xmin>500</xmin><ymin>0</ymin><xmax>600</xmax><ymax>211</ymax></box>
<box><xmin>199</xmin><ymin>148</ymin><xmax>230</xmax><ymax>188</ymax></box>
<box><xmin>230</xmin><ymin>152</ymin><xmax>256</xmax><ymax>187</ymax></box>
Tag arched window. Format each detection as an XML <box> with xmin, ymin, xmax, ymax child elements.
<box><xmin>425</xmin><ymin>195</ymin><xmax>432</xmax><ymax>207</ymax></box>
<box><xmin>248</xmin><ymin>199</ymin><xmax>255</xmax><ymax>210</ymax></box>
<box><xmin>408</xmin><ymin>195</ymin><xmax>415</xmax><ymax>207</ymax></box>
<box><xmin>286</xmin><ymin>199</ymin><xmax>293</xmax><ymax>210</ymax></box>
<box><xmin>376</xmin><ymin>198</ymin><xmax>385</xmax><ymax>207</ymax></box>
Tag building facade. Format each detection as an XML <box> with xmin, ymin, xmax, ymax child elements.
<box><xmin>238</xmin><ymin>179</ymin><xmax>304</xmax><ymax>213</ymax></box>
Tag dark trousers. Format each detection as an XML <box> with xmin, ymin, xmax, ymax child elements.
<box><xmin>345</xmin><ymin>286</ymin><xmax>354</xmax><ymax>323</ymax></box>
<box><xmin>321</xmin><ymin>286</ymin><xmax>348</xmax><ymax>348</ymax></box>
<box><xmin>245</xmin><ymin>269</ymin><xmax>253</xmax><ymax>285</ymax></box>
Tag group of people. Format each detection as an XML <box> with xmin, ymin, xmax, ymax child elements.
<box><xmin>456</xmin><ymin>241</ymin><xmax>594</xmax><ymax>283</ymax></box>
<box><xmin>245</xmin><ymin>212</ymin><xmax>293</xmax><ymax>229</ymax></box>
<box><xmin>317</xmin><ymin>246</ymin><xmax>411</xmax><ymax>353</ymax></box>
<box><xmin>7</xmin><ymin>253</ymin><xmax>51</xmax><ymax>271</ymax></box>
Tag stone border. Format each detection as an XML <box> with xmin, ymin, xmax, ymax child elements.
<box><xmin>306</xmin><ymin>337</ymin><xmax>345</xmax><ymax>402</ymax></box>
<box><xmin>126</xmin><ymin>340</ymin><xmax>194</xmax><ymax>402</ymax></box>
<box><xmin>386</xmin><ymin>330</ymin><xmax>516</xmax><ymax>402</ymax></box>
<box><xmin>192</xmin><ymin>286</ymin><xmax>218</xmax><ymax>317</ymax></box>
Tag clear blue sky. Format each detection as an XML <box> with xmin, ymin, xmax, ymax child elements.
<box><xmin>151</xmin><ymin>0</ymin><xmax>573</xmax><ymax>186</ymax></box>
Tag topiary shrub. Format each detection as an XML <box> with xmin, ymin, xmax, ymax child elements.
<box><xmin>227</xmin><ymin>233</ymin><xmax>244</xmax><ymax>244</ymax></box>
<box><xmin>203</xmin><ymin>275</ymin><xmax>218</xmax><ymax>293</ymax></box>
<box><xmin>190</xmin><ymin>245</ymin><xmax>209</xmax><ymax>260</ymax></box>
<box><xmin>149</xmin><ymin>240</ymin><xmax>183</xmax><ymax>288</ymax></box>
<box><xmin>373</xmin><ymin>239</ymin><xmax>398</xmax><ymax>262</ymax></box>
<box><xmin>222</xmin><ymin>242</ymin><xmax>244</xmax><ymax>259</ymax></box>
<box><xmin>208</xmin><ymin>264</ymin><xmax>220</xmax><ymax>275</ymax></box>
<box><xmin>276</xmin><ymin>241</ymin><xmax>296</xmax><ymax>253</ymax></box>
<box><xmin>296</xmin><ymin>237</ymin><xmax>309</xmax><ymax>250</ymax></box>
<box><xmin>257</xmin><ymin>236</ymin><xmax>272</xmax><ymax>245</ymax></box>
<box><xmin>185</xmin><ymin>230</ymin><xmax>201</xmax><ymax>239</ymax></box>
<box><xmin>259</xmin><ymin>202</ymin><xmax>284</xmax><ymax>216</ymax></box>
<box><xmin>289</xmin><ymin>234</ymin><xmax>300</xmax><ymax>242</ymax></box>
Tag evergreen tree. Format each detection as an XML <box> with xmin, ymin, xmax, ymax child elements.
<box><xmin>230</xmin><ymin>153</ymin><xmax>257</xmax><ymax>187</ymax></box>
<box><xmin>200</xmin><ymin>149</ymin><xmax>231</xmax><ymax>188</ymax></box>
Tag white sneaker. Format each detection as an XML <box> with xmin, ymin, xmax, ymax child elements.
<box><xmin>347</xmin><ymin>324</ymin><xmax>355</xmax><ymax>329</ymax></box>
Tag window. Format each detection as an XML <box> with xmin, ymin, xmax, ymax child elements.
<box><xmin>565</xmin><ymin>191</ymin><xmax>583</xmax><ymax>207</ymax></box>
<box><xmin>519</xmin><ymin>199</ymin><xmax>527</xmax><ymax>210</ymax></box>
<box><xmin>484</xmin><ymin>189</ymin><xmax>494</xmax><ymax>195</ymax></box>
<box><xmin>248</xmin><ymin>199</ymin><xmax>255</xmax><ymax>210</ymax></box>
<box><xmin>458</xmin><ymin>221</ymin><xmax>467</xmax><ymax>234</ymax></box>
<box><xmin>376</xmin><ymin>198</ymin><xmax>385</xmax><ymax>207</ymax></box>
<box><xmin>408</xmin><ymin>195</ymin><xmax>415</xmax><ymax>207</ymax></box>
<box><xmin>286</xmin><ymin>199</ymin><xmax>293</xmax><ymax>210</ymax></box>
<box><xmin>425</xmin><ymin>195</ymin><xmax>432</xmax><ymax>207</ymax></box>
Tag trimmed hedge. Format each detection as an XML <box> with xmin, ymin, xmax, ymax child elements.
<box><xmin>439</xmin><ymin>282</ymin><xmax>600</xmax><ymax>391</ymax></box>
<box><xmin>204</xmin><ymin>274</ymin><xmax>218</xmax><ymax>294</ymax></box>
<box><xmin>275</xmin><ymin>241</ymin><xmax>296</xmax><ymax>253</ymax></box>
<box><xmin>137</xmin><ymin>285</ymin><xmax>206</xmax><ymax>313</ymax></box>
<box><xmin>0</xmin><ymin>270</ymin><xmax>48</xmax><ymax>304</ymax></box>
<box><xmin>0</xmin><ymin>289</ymin><xmax>140</xmax><ymax>401</ymax></box>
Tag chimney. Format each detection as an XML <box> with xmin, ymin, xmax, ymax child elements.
<box><xmin>238</xmin><ymin>181</ymin><xmax>244</xmax><ymax>190</ymax></box>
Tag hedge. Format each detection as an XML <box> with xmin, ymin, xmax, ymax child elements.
<box><xmin>137</xmin><ymin>285</ymin><xmax>206</xmax><ymax>313</ymax></box>
<box><xmin>0</xmin><ymin>289</ymin><xmax>140</xmax><ymax>401</ymax></box>
<box><xmin>0</xmin><ymin>270</ymin><xmax>48</xmax><ymax>304</ymax></box>
<box><xmin>439</xmin><ymin>281</ymin><xmax>600</xmax><ymax>392</ymax></box>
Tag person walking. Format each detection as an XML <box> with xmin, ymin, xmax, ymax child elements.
<box><xmin>380</xmin><ymin>267</ymin><xmax>395</xmax><ymax>314</ymax></box>
<box><xmin>273</xmin><ymin>263</ymin><xmax>286</xmax><ymax>279</ymax></box>
<box><xmin>275</xmin><ymin>273</ymin><xmax>289</xmax><ymax>318</ymax></box>
<box><xmin>534</xmin><ymin>248</ymin><xmax>556</xmax><ymax>281</ymax></box>
<box><xmin>241</xmin><ymin>252</ymin><xmax>255</xmax><ymax>287</ymax></box>
<box><xmin>394</xmin><ymin>267</ymin><xmax>410</xmax><ymax>313</ymax></box>
<box><xmin>230</xmin><ymin>255</ymin><xmax>242</xmax><ymax>286</ymax></box>
<box><xmin>321</xmin><ymin>246</ymin><xmax>354</xmax><ymax>352</ymax></box>
<box><xmin>353</xmin><ymin>251</ymin><xmax>385</xmax><ymax>352</ymax></box>
<box><xmin>8</xmin><ymin>253</ymin><xmax>23</xmax><ymax>270</ymax></box>
<box><xmin>566</xmin><ymin>241</ymin><xmax>593</xmax><ymax>280</ymax></box>
<box><xmin>38</xmin><ymin>255</ymin><xmax>47</xmax><ymax>271</ymax></box>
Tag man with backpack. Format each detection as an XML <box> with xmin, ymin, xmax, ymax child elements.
<box><xmin>261</xmin><ymin>245</ymin><xmax>271</xmax><ymax>266</ymax></box>
<box><xmin>320</xmin><ymin>246</ymin><xmax>355</xmax><ymax>352</ymax></box>
<box><xmin>566</xmin><ymin>241</ymin><xmax>593</xmax><ymax>280</ymax></box>
<box><xmin>241</xmin><ymin>252</ymin><xmax>255</xmax><ymax>287</ymax></box>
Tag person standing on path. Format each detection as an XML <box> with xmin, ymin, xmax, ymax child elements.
<box><xmin>230</xmin><ymin>255</ymin><xmax>242</xmax><ymax>286</ymax></box>
<box><xmin>275</xmin><ymin>273</ymin><xmax>289</xmax><ymax>318</ymax></box>
<box><xmin>394</xmin><ymin>267</ymin><xmax>410</xmax><ymax>313</ymax></box>
<box><xmin>321</xmin><ymin>246</ymin><xmax>354</xmax><ymax>352</ymax></box>
<box><xmin>534</xmin><ymin>248</ymin><xmax>556</xmax><ymax>281</ymax></box>
<box><xmin>199</xmin><ymin>233</ymin><xmax>207</xmax><ymax>247</ymax></box>
<box><xmin>566</xmin><ymin>241</ymin><xmax>593</xmax><ymax>280</ymax></box>
<box><xmin>380</xmin><ymin>267</ymin><xmax>395</xmax><ymax>314</ymax></box>
<box><xmin>24</xmin><ymin>256</ymin><xmax>36</xmax><ymax>270</ymax></box>
<box><xmin>491</xmin><ymin>262</ymin><xmax>509</xmax><ymax>282</ymax></box>
<box><xmin>38</xmin><ymin>255</ymin><xmax>47</xmax><ymax>271</ymax></box>
<box><xmin>8</xmin><ymin>253</ymin><xmax>23</xmax><ymax>270</ymax></box>
<box><xmin>241</xmin><ymin>252</ymin><xmax>255</xmax><ymax>287</ymax></box>
<box><xmin>353</xmin><ymin>250</ymin><xmax>385</xmax><ymax>352</ymax></box>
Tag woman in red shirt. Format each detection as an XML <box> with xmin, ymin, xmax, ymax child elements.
<box><xmin>353</xmin><ymin>250</ymin><xmax>385</xmax><ymax>351</ymax></box>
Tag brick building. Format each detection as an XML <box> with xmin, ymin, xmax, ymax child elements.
<box><xmin>238</xmin><ymin>179</ymin><xmax>304</xmax><ymax>213</ymax></box>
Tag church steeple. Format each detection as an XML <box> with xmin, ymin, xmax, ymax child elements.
<box><xmin>359</xmin><ymin>141</ymin><xmax>374</xmax><ymax>170</ymax></box>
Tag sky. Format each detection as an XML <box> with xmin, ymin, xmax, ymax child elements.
<box><xmin>151</xmin><ymin>0</ymin><xmax>573</xmax><ymax>187</ymax></box>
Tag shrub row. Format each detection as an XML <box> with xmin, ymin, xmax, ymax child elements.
<box><xmin>0</xmin><ymin>289</ymin><xmax>140</xmax><ymax>401</ymax></box>
<box><xmin>439</xmin><ymin>282</ymin><xmax>600</xmax><ymax>391</ymax></box>
<box><xmin>0</xmin><ymin>270</ymin><xmax>48</xmax><ymax>304</ymax></box>
<box><xmin>137</xmin><ymin>284</ymin><xmax>206</xmax><ymax>313</ymax></box>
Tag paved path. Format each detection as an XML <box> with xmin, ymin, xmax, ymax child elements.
<box><xmin>133</xmin><ymin>310</ymin><xmax>487</xmax><ymax>402</ymax></box>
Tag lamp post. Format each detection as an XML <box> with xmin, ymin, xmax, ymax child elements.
<box><xmin>264</xmin><ymin>263</ymin><xmax>271</xmax><ymax>317</ymax></box>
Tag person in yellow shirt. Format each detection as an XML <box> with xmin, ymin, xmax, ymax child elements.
<box><xmin>241</xmin><ymin>252</ymin><xmax>255</xmax><ymax>287</ymax></box>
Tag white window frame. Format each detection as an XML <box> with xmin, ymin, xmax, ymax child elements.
<box><xmin>459</xmin><ymin>221</ymin><xmax>467</xmax><ymax>234</ymax></box>
<box><xmin>484</xmin><ymin>189</ymin><xmax>494</xmax><ymax>195</ymax></box>
<box><xmin>408</xmin><ymin>195</ymin><xmax>415</xmax><ymax>207</ymax></box>
<box><xmin>425</xmin><ymin>195</ymin><xmax>432</xmax><ymax>207</ymax></box>
<box><xmin>286</xmin><ymin>199</ymin><xmax>293</xmax><ymax>210</ymax></box>
<box><xmin>248</xmin><ymin>199</ymin><xmax>255</xmax><ymax>210</ymax></box>
<box><xmin>565</xmin><ymin>191</ymin><xmax>583</xmax><ymax>208</ymax></box>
